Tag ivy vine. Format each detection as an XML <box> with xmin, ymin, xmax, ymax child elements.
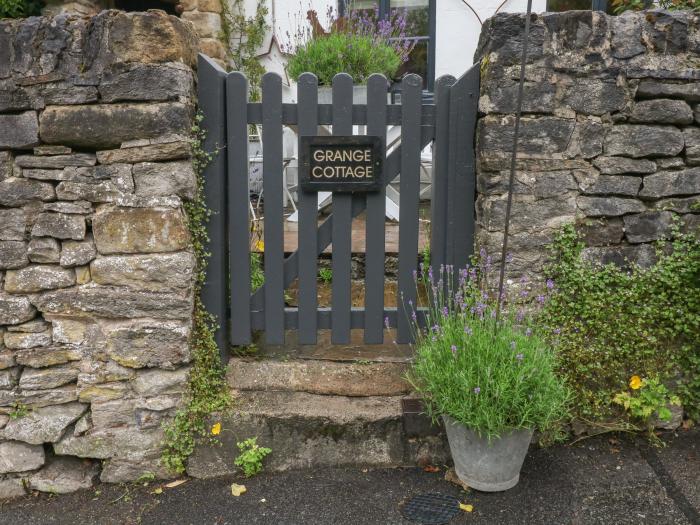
<box><xmin>220</xmin><ymin>0</ymin><xmax>269</xmax><ymax>101</ymax></box>
<box><xmin>161</xmin><ymin>113</ymin><xmax>232</xmax><ymax>474</ymax></box>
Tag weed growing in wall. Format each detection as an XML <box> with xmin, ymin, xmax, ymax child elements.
<box><xmin>540</xmin><ymin>224</ymin><xmax>700</xmax><ymax>426</ymax></box>
<box><xmin>162</xmin><ymin>113</ymin><xmax>232</xmax><ymax>474</ymax></box>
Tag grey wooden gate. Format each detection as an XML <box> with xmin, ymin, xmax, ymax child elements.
<box><xmin>198</xmin><ymin>54</ymin><xmax>479</xmax><ymax>355</ymax></box>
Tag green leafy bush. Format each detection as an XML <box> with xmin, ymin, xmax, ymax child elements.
<box><xmin>540</xmin><ymin>224</ymin><xmax>700</xmax><ymax>424</ymax></box>
<box><xmin>613</xmin><ymin>375</ymin><xmax>681</xmax><ymax>428</ymax></box>
<box><xmin>0</xmin><ymin>0</ymin><xmax>43</xmax><ymax>18</ymax></box>
<box><xmin>286</xmin><ymin>32</ymin><xmax>401</xmax><ymax>86</ymax></box>
<box><xmin>611</xmin><ymin>0</ymin><xmax>699</xmax><ymax>13</ymax></box>
<box><xmin>234</xmin><ymin>437</ymin><xmax>271</xmax><ymax>477</ymax></box>
<box><xmin>407</xmin><ymin>264</ymin><xmax>570</xmax><ymax>440</ymax></box>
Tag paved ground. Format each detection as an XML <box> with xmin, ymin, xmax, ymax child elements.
<box><xmin>1</xmin><ymin>429</ymin><xmax>698</xmax><ymax>525</ymax></box>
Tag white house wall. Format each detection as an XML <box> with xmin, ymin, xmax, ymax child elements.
<box><xmin>435</xmin><ymin>0</ymin><xmax>546</xmax><ymax>79</ymax></box>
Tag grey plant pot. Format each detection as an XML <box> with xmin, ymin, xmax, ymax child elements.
<box><xmin>442</xmin><ymin>415</ymin><xmax>534</xmax><ymax>492</ymax></box>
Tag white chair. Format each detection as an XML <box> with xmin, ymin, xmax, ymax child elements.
<box><xmin>250</xmin><ymin>125</ymin><xmax>297</xmax><ymax>220</ymax></box>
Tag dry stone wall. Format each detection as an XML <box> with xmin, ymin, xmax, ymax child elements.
<box><xmin>0</xmin><ymin>10</ymin><xmax>198</xmax><ymax>496</ymax></box>
<box><xmin>475</xmin><ymin>10</ymin><xmax>700</xmax><ymax>280</ymax></box>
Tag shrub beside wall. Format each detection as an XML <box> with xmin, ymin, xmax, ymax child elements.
<box><xmin>0</xmin><ymin>11</ymin><xmax>199</xmax><ymax>497</ymax></box>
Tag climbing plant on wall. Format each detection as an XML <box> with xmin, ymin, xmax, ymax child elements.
<box><xmin>220</xmin><ymin>0</ymin><xmax>269</xmax><ymax>101</ymax></box>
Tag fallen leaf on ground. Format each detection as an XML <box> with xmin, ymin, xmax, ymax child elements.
<box><xmin>165</xmin><ymin>479</ymin><xmax>188</xmax><ymax>489</ymax></box>
<box><xmin>231</xmin><ymin>483</ymin><xmax>247</xmax><ymax>497</ymax></box>
<box><xmin>151</xmin><ymin>488</ymin><xmax>163</xmax><ymax>495</ymax></box>
<box><xmin>423</xmin><ymin>466</ymin><xmax>440</xmax><ymax>473</ymax></box>
<box><xmin>459</xmin><ymin>503</ymin><xmax>474</xmax><ymax>512</ymax></box>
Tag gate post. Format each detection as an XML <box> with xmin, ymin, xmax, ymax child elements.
<box><xmin>198</xmin><ymin>54</ymin><xmax>229</xmax><ymax>358</ymax></box>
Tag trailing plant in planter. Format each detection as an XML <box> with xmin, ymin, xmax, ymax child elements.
<box><xmin>285</xmin><ymin>7</ymin><xmax>414</xmax><ymax>85</ymax></box>
<box><xmin>406</xmin><ymin>260</ymin><xmax>570</xmax><ymax>491</ymax></box>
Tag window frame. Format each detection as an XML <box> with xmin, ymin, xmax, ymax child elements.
<box><xmin>338</xmin><ymin>0</ymin><xmax>436</xmax><ymax>91</ymax></box>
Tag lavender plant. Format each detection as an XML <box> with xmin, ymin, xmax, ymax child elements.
<box><xmin>284</xmin><ymin>5</ymin><xmax>416</xmax><ymax>85</ymax></box>
<box><xmin>405</xmin><ymin>257</ymin><xmax>570</xmax><ymax>440</ymax></box>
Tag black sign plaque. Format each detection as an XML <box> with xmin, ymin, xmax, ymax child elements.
<box><xmin>300</xmin><ymin>136</ymin><xmax>383</xmax><ymax>193</ymax></box>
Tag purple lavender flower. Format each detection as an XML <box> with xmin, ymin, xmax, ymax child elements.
<box><xmin>384</xmin><ymin>316</ymin><xmax>390</xmax><ymax>329</ymax></box>
<box><xmin>536</xmin><ymin>295</ymin><xmax>546</xmax><ymax>304</ymax></box>
<box><xmin>525</xmin><ymin>327</ymin><xmax>532</xmax><ymax>337</ymax></box>
<box><xmin>546</xmin><ymin>279</ymin><xmax>555</xmax><ymax>290</ymax></box>
<box><xmin>516</xmin><ymin>353</ymin><xmax>524</xmax><ymax>361</ymax></box>
<box><xmin>473</xmin><ymin>387</ymin><xmax>481</xmax><ymax>394</ymax></box>
<box><xmin>520</xmin><ymin>289</ymin><xmax>529</xmax><ymax>297</ymax></box>
<box><xmin>442</xmin><ymin>306</ymin><xmax>449</xmax><ymax>317</ymax></box>
<box><xmin>510</xmin><ymin>341</ymin><xmax>516</xmax><ymax>350</ymax></box>
<box><xmin>516</xmin><ymin>310</ymin><xmax>525</xmax><ymax>323</ymax></box>
<box><xmin>451</xmin><ymin>345</ymin><xmax>457</xmax><ymax>357</ymax></box>
<box><xmin>505</xmin><ymin>252</ymin><xmax>514</xmax><ymax>263</ymax></box>
<box><xmin>553</xmin><ymin>328</ymin><xmax>561</xmax><ymax>335</ymax></box>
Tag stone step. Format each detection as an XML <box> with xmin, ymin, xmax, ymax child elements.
<box><xmin>227</xmin><ymin>357</ymin><xmax>412</xmax><ymax>397</ymax></box>
<box><xmin>186</xmin><ymin>390</ymin><xmax>449</xmax><ymax>478</ymax></box>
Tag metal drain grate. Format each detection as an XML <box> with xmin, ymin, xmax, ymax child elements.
<box><xmin>400</xmin><ymin>493</ymin><xmax>461</xmax><ymax>524</ymax></box>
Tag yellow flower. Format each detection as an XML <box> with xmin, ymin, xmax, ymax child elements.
<box><xmin>255</xmin><ymin>240</ymin><xmax>265</xmax><ymax>252</ymax></box>
<box><xmin>211</xmin><ymin>422</ymin><xmax>222</xmax><ymax>435</ymax></box>
<box><xmin>629</xmin><ymin>375</ymin><xmax>642</xmax><ymax>390</ymax></box>
<box><xmin>459</xmin><ymin>503</ymin><xmax>474</xmax><ymax>512</ymax></box>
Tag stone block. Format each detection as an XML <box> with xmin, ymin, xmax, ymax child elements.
<box><xmin>133</xmin><ymin>367</ymin><xmax>189</xmax><ymax>397</ymax></box>
<box><xmin>564</xmin><ymin>120</ymin><xmax>604</xmax><ymax>159</ymax></box>
<box><xmin>19</xmin><ymin>363</ymin><xmax>79</xmax><ymax>390</ymax></box>
<box><xmin>4</xmin><ymin>330</ymin><xmax>51</xmax><ymax>350</ymax></box>
<box><xmin>0</xmin><ymin>478</ymin><xmax>27</xmax><ymax>499</ymax></box>
<box><xmin>577</xmin><ymin>196</ymin><xmax>646</xmax><ymax>217</ymax></box>
<box><xmin>90</xmin><ymin>252</ymin><xmax>195</xmax><ymax>292</ymax></box>
<box><xmin>479</xmin><ymin>79</ymin><xmax>556</xmax><ymax>114</ymax></box>
<box><xmin>1</xmin><ymin>402</ymin><xmax>86</xmax><ymax>444</ymax></box>
<box><xmin>605</xmin><ymin>125</ymin><xmax>684</xmax><ymax>158</ymax></box>
<box><xmin>684</xmin><ymin>127</ymin><xmax>700</xmax><ymax>166</ymax></box>
<box><xmin>562</xmin><ymin>79</ymin><xmax>628</xmax><ymax>116</ymax></box>
<box><xmin>0</xmin><ymin>441</ymin><xmax>44</xmax><ymax>474</ymax></box>
<box><xmin>77</xmin><ymin>382</ymin><xmax>131</xmax><ymax>403</ymax></box>
<box><xmin>639</xmin><ymin>168</ymin><xmax>700</xmax><ymax>199</ymax></box>
<box><xmin>0</xmin><ymin>351</ymin><xmax>16</xmax><ymax>371</ymax></box>
<box><xmin>0</xmin><ymin>241</ymin><xmax>29</xmax><ymax>270</ymax></box>
<box><xmin>16</xmin><ymin>385</ymin><xmax>79</xmax><ymax>408</ymax></box>
<box><xmin>42</xmin><ymin>201</ymin><xmax>93</xmax><ymax>215</ymax></box>
<box><xmin>0</xmin><ymin>368</ymin><xmax>19</xmax><ymax>389</ymax></box>
<box><xmin>31</xmin><ymin>285</ymin><xmax>194</xmax><ymax>320</ymax></box>
<box><xmin>55</xmin><ymin>181</ymin><xmax>122</xmax><ymax>203</ymax></box>
<box><xmin>31</xmin><ymin>212</ymin><xmax>85</xmax><ymax>240</ymax></box>
<box><xmin>198</xmin><ymin>38</ymin><xmax>226</xmax><ymax>60</ymax></box>
<box><xmin>78</xmin><ymin>359</ymin><xmax>135</xmax><ymax>386</ymax></box>
<box><xmin>0</xmin><ymin>210</ymin><xmax>26</xmax><ymax>241</ymax></box>
<box><xmin>99</xmin><ymin>63</ymin><xmax>194</xmax><ymax>103</ymax></box>
<box><xmin>60</xmin><ymin>236</ymin><xmax>97</xmax><ymax>267</ymax></box>
<box><xmin>28</xmin><ymin>456</ymin><xmax>99</xmax><ymax>494</ymax></box>
<box><xmin>92</xmin><ymin>207</ymin><xmax>189</xmax><ymax>254</ymax></box>
<box><xmin>623</xmin><ymin>211</ymin><xmax>675</xmax><ymax>243</ymax></box>
<box><xmin>90</xmin><ymin>398</ymin><xmax>137</xmax><ymax>429</ymax></box>
<box><xmin>100</xmin><ymin>452</ymin><xmax>174</xmax><ymax>483</ymax></box>
<box><xmin>54</xmin><ymin>426</ymin><xmax>164</xmax><ymax>459</ymax></box>
<box><xmin>7</xmin><ymin>319</ymin><xmax>49</xmax><ymax>333</ymax></box>
<box><xmin>630</xmin><ymin>99</ymin><xmax>694</xmax><ymax>125</ymax></box>
<box><xmin>478</xmin><ymin>116</ymin><xmax>576</xmax><ymax>158</ymax></box>
<box><xmin>75</xmin><ymin>265</ymin><xmax>90</xmax><ymax>285</ymax></box>
<box><xmin>0</xmin><ymin>151</ymin><xmax>12</xmax><ymax>181</ymax></box>
<box><xmin>652</xmin><ymin>196</ymin><xmax>700</xmax><ymax>213</ymax></box>
<box><xmin>51</xmin><ymin>319</ymin><xmax>88</xmax><ymax>345</ymax></box>
<box><xmin>39</xmin><ymin>102</ymin><xmax>192</xmax><ymax>149</ymax></box>
<box><xmin>0</xmin><ymin>178</ymin><xmax>55</xmax><ymax>206</ymax></box>
<box><xmin>4</xmin><ymin>265</ymin><xmax>75</xmax><ymax>293</ymax></box>
<box><xmin>656</xmin><ymin>157</ymin><xmax>684</xmax><ymax>169</ymax></box>
<box><xmin>108</xmin><ymin>10</ymin><xmax>198</xmax><ymax>66</ymax></box>
<box><xmin>636</xmin><ymin>80</ymin><xmax>700</xmax><ymax>102</ymax></box>
<box><xmin>103</xmin><ymin>320</ymin><xmax>191</xmax><ymax>369</ymax></box>
<box><xmin>592</xmin><ymin>157</ymin><xmax>656</xmax><ymax>175</ymax></box>
<box><xmin>97</xmin><ymin>140</ymin><xmax>191</xmax><ymax>165</ymax></box>
<box><xmin>181</xmin><ymin>11</ymin><xmax>222</xmax><ymax>38</ymax></box>
<box><xmin>0</xmin><ymin>293</ymin><xmax>36</xmax><ymax>325</ymax></box>
<box><xmin>15</xmin><ymin>154</ymin><xmax>96</xmax><ymax>169</ymax></box>
<box><xmin>14</xmin><ymin>345</ymin><xmax>82</xmax><ymax>368</ymax></box>
<box><xmin>0</xmin><ymin>111</ymin><xmax>39</xmax><ymax>149</ymax></box>
<box><xmin>574</xmin><ymin>171</ymin><xmax>641</xmax><ymax>196</ymax></box>
<box><xmin>27</xmin><ymin>237</ymin><xmax>60</xmax><ymax>263</ymax></box>
<box><xmin>34</xmin><ymin>146</ymin><xmax>71</xmax><ymax>156</ymax></box>
<box><xmin>581</xmin><ymin>243</ymin><xmax>657</xmax><ymax>269</ymax></box>
<box><xmin>132</xmin><ymin>161</ymin><xmax>196</xmax><ymax>199</ymax></box>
